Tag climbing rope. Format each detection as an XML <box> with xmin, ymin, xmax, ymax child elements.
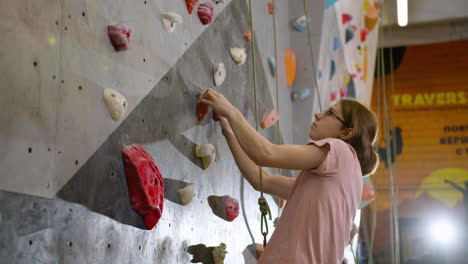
<box><xmin>302</xmin><ymin>0</ymin><xmax>323</xmax><ymax>112</ymax></box>
<box><xmin>246</xmin><ymin>0</ymin><xmax>272</xmax><ymax>247</ymax></box>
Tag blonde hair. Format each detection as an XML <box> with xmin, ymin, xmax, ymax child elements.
<box><xmin>340</xmin><ymin>99</ymin><xmax>379</xmax><ymax>176</ymax></box>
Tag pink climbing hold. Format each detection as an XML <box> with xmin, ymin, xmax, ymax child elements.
<box><xmin>198</xmin><ymin>3</ymin><xmax>214</xmax><ymax>25</ymax></box>
<box><xmin>351</xmin><ymin>25</ymin><xmax>358</xmax><ymax>31</ymax></box>
<box><xmin>122</xmin><ymin>145</ymin><xmax>164</xmax><ymax>229</ymax></box>
<box><xmin>208</xmin><ymin>195</ymin><xmax>239</xmax><ymax>222</ymax></box>
<box><xmin>108</xmin><ymin>24</ymin><xmax>131</xmax><ymax>52</ymax></box>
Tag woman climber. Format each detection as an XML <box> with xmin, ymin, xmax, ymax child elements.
<box><xmin>200</xmin><ymin>88</ymin><xmax>379</xmax><ymax>263</ymax></box>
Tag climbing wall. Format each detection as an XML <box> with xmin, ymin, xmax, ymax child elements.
<box><xmin>0</xmin><ymin>0</ymin><xmax>304</xmax><ymax>262</ymax></box>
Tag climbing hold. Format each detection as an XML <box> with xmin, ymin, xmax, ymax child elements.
<box><xmin>197</xmin><ymin>100</ymin><xmax>209</xmax><ymax>121</ymax></box>
<box><xmin>214</xmin><ymin>63</ymin><xmax>226</xmax><ymax>87</ymax></box>
<box><xmin>243</xmin><ymin>27</ymin><xmax>252</xmax><ymax>42</ymax></box>
<box><xmin>291</xmin><ymin>88</ymin><xmax>311</xmax><ymax>102</ymax></box>
<box><xmin>108</xmin><ymin>24</ymin><xmax>131</xmax><ymax>52</ymax></box>
<box><xmin>212</xmin><ymin>243</ymin><xmax>228</xmax><ymax>264</ymax></box>
<box><xmin>103</xmin><ymin>88</ymin><xmax>127</xmax><ymax>121</ymax></box>
<box><xmin>360</xmin><ymin>29</ymin><xmax>369</xmax><ymax>42</ymax></box>
<box><xmin>284</xmin><ymin>49</ymin><xmax>296</xmax><ymax>87</ymax></box>
<box><xmin>358</xmin><ymin>45</ymin><xmax>363</xmax><ymax>56</ymax></box>
<box><xmin>208</xmin><ymin>195</ymin><xmax>239</xmax><ymax>221</ymax></box>
<box><xmin>365</xmin><ymin>5</ymin><xmax>378</xmax><ymax>31</ymax></box>
<box><xmin>261</xmin><ymin>109</ymin><xmax>279</xmax><ymax>129</ymax></box>
<box><xmin>329</xmin><ymin>59</ymin><xmax>335</xmax><ymax>80</ymax></box>
<box><xmin>351</xmin><ymin>73</ymin><xmax>357</xmax><ymax>79</ymax></box>
<box><xmin>330</xmin><ymin>92</ymin><xmax>337</xmax><ymax>102</ymax></box>
<box><xmin>333</xmin><ymin>37</ymin><xmax>340</xmax><ymax>53</ymax></box>
<box><xmin>267</xmin><ymin>56</ymin><xmax>276</xmax><ymax>76</ymax></box>
<box><xmin>339</xmin><ymin>87</ymin><xmax>346</xmax><ymax>98</ymax></box>
<box><xmin>179</xmin><ymin>183</ymin><xmax>196</xmax><ymax>205</ymax></box>
<box><xmin>351</xmin><ymin>25</ymin><xmax>358</xmax><ymax>31</ymax></box>
<box><xmin>318</xmin><ymin>71</ymin><xmax>322</xmax><ymax>80</ymax></box>
<box><xmin>186</xmin><ymin>0</ymin><xmax>199</xmax><ymax>14</ymax></box>
<box><xmin>195</xmin><ymin>144</ymin><xmax>216</xmax><ymax>169</ymax></box>
<box><xmin>355</xmin><ymin>63</ymin><xmax>362</xmax><ymax>73</ymax></box>
<box><xmin>364</xmin><ymin>0</ymin><xmax>370</xmax><ymax>10</ymax></box>
<box><xmin>363</xmin><ymin>45</ymin><xmax>368</xmax><ymax>81</ymax></box>
<box><xmin>122</xmin><ymin>145</ymin><xmax>164</xmax><ymax>229</ymax></box>
<box><xmin>344</xmin><ymin>74</ymin><xmax>350</xmax><ymax>85</ymax></box>
<box><xmin>347</xmin><ymin>76</ymin><xmax>356</xmax><ymax>98</ymax></box>
<box><xmin>345</xmin><ymin>27</ymin><xmax>354</xmax><ymax>43</ymax></box>
<box><xmin>162</xmin><ymin>12</ymin><xmax>182</xmax><ymax>33</ymax></box>
<box><xmin>342</xmin><ymin>13</ymin><xmax>352</xmax><ymax>25</ymax></box>
<box><xmin>213</xmin><ymin>0</ymin><xmax>224</xmax><ymax>4</ymax></box>
<box><xmin>267</xmin><ymin>1</ymin><xmax>275</xmax><ymax>14</ymax></box>
<box><xmin>230</xmin><ymin>48</ymin><xmax>247</xmax><ymax>65</ymax></box>
<box><xmin>293</xmin><ymin>16</ymin><xmax>307</xmax><ymax>32</ymax></box>
<box><xmin>198</xmin><ymin>3</ymin><xmax>214</xmax><ymax>25</ymax></box>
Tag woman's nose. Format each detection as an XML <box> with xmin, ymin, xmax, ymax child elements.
<box><xmin>314</xmin><ymin>112</ymin><xmax>323</xmax><ymax>120</ymax></box>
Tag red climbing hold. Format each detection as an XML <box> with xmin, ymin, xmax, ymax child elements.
<box><xmin>208</xmin><ymin>195</ymin><xmax>239</xmax><ymax>222</ymax></box>
<box><xmin>198</xmin><ymin>3</ymin><xmax>214</xmax><ymax>25</ymax></box>
<box><xmin>340</xmin><ymin>88</ymin><xmax>346</xmax><ymax>98</ymax></box>
<box><xmin>342</xmin><ymin>13</ymin><xmax>352</xmax><ymax>25</ymax></box>
<box><xmin>186</xmin><ymin>0</ymin><xmax>199</xmax><ymax>14</ymax></box>
<box><xmin>360</xmin><ymin>29</ymin><xmax>369</xmax><ymax>42</ymax></box>
<box><xmin>197</xmin><ymin>102</ymin><xmax>209</xmax><ymax>121</ymax></box>
<box><xmin>122</xmin><ymin>145</ymin><xmax>164</xmax><ymax>229</ymax></box>
<box><xmin>330</xmin><ymin>92</ymin><xmax>337</xmax><ymax>102</ymax></box>
<box><xmin>108</xmin><ymin>24</ymin><xmax>131</xmax><ymax>52</ymax></box>
<box><xmin>267</xmin><ymin>1</ymin><xmax>275</xmax><ymax>15</ymax></box>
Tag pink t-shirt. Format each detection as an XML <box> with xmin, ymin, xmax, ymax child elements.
<box><xmin>258</xmin><ymin>138</ymin><xmax>363</xmax><ymax>264</ymax></box>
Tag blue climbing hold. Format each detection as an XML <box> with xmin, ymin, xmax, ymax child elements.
<box><xmin>291</xmin><ymin>88</ymin><xmax>311</xmax><ymax>102</ymax></box>
<box><xmin>318</xmin><ymin>71</ymin><xmax>322</xmax><ymax>80</ymax></box>
<box><xmin>326</xmin><ymin>0</ymin><xmax>338</xmax><ymax>8</ymax></box>
<box><xmin>293</xmin><ymin>16</ymin><xmax>307</xmax><ymax>32</ymax></box>
<box><xmin>329</xmin><ymin>60</ymin><xmax>335</xmax><ymax>81</ymax></box>
<box><xmin>267</xmin><ymin>56</ymin><xmax>276</xmax><ymax>76</ymax></box>
<box><xmin>333</xmin><ymin>37</ymin><xmax>340</xmax><ymax>53</ymax></box>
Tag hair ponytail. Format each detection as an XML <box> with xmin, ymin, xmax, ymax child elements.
<box><xmin>340</xmin><ymin>99</ymin><xmax>379</xmax><ymax>176</ymax></box>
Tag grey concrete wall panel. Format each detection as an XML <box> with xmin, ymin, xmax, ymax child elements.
<box><xmin>0</xmin><ymin>0</ymin><xmax>285</xmax><ymax>262</ymax></box>
<box><xmin>0</xmin><ymin>0</ymin><xmax>236</xmax><ymax>198</ymax></box>
<box><xmin>289</xmin><ymin>0</ymin><xmax>325</xmax><ymax>144</ymax></box>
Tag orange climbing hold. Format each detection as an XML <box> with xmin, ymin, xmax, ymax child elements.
<box><xmin>284</xmin><ymin>49</ymin><xmax>296</xmax><ymax>87</ymax></box>
<box><xmin>197</xmin><ymin>102</ymin><xmax>209</xmax><ymax>121</ymax></box>
<box><xmin>186</xmin><ymin>0</ymin><xmax>199</xmax><ymax>14</ymax></box>
<box><xmin>261</xmin><ymin>109</ymin><xmax>279</xmax><ymax>129</ymax></box>
<box><xmin>365</xmin><ymin>5</ymin><xmax>378</xmax><ymax>31</ymax></box>
<box><xmin>243</xmin><ymin>27</ymin><xmax>252</xmax><ymax>42</ymax></box>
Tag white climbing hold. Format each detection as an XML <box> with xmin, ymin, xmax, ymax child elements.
<box><xmin>214</xmin><ymin>63</ymin><xmax>226</xmax><ymax>87</ymax></box>
<box><xmin>195</xmin><ymin>144</ymin><xmax>216</xmax><ymax>169</ymax></box>
<box><xmin>212</xmin><ymin>243</ymin><xmax>228</xmax><ymax>264</ymax></box>
<box><xmin>178</xmin><ymin>183</ymin><xmax>196</xmax><ymax>205</ymax></box>
<box><xmin>229</xmin><ymin>48</ymin><xmax>247</xmax><ymax>65</ymax></box>
<box><xmin>162</xmin><ymin>12</ymin><xmax>182</xmax><ymax>33</ymax></box>
<box><xmin>103</xmin><ymin>88</ymin><xmax>127</xmax><ymax>121</ymax></box>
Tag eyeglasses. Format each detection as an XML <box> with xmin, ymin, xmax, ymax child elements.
<box><xmin>324</xmin><ymin>108</ymin><xmax>350</xmax><ymax>128</ymax></box>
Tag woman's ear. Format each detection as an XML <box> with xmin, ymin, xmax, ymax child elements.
<box><xmin>339</xmin><ymin>128</ymin><xmax>354</xmax><ymax>140</ymax></box>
